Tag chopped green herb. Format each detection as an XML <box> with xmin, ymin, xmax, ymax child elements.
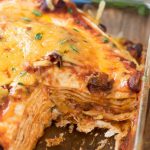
<box><xmin>73</xmin><ymin>28</ymin><xmax>79</xmax><ymax>32</ymax></box>
<box><xmin>18</xmin><ymin>82</ymin><xmax>24</xmax><ymax>86</ymax></box>
<box><xmin>22</xmin><ymin>17</ymin><xmax>32</xmax><ymax>22</ymax></box>
<box><xmin>32</xmin><ymin>10</ymin><xmax>42</xmax><ymax>17</ymax></box>
<box><xmin>11</xmin><ymin>67</ymin><xmax>16</xmax><ymax>71</ymax></box>
<box><xmin>20</xmin><ymin>71</ymin><xmax>27</xmax><ymax>77</ymax></box>
<box><xmin>70</xmin><ymin>45</ymin><xmax>78</xmax><ymax>53</ymax></box>
<box><xmin>35</xmin><ymin>33</ymin><xmax>43</xmax><ymax>40</ymax></box>
<box><xmin>67</xmin><ymin>8</ymin><xmax>73</xmax><ymax>14</ymax></box>
<box><xmin>59</xmin><ymin>39</ymin><xmax>68</xmax><ymax>45</ymax></box>
<box><xmin>83</xmin><ymin>40</ymin><xmax>88</xmax><ymax>43</ymax></box>
<box><xmin>102</xmin><ymin>37</ymin><xmax>109</xmax><ymax>43</ymax></box>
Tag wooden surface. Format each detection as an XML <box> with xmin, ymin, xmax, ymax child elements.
<box><xmin>101</xmin><ymin>8</ymin><xmax>150</xmax><ymax>46</ymax></box>
<box><xmin>101</xmin><ymin>8</ymin><xmax>150</xmax><ymax>150</ymax></box>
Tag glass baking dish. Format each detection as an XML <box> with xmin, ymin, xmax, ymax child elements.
<box><xmin>35</xmin><ymin>2</ymin><xmax>150</xmax><ymax>150</ymax></box>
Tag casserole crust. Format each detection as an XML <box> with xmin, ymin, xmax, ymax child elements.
<box><xmin>0</xmin><ymin>0</ymin><xmax>143</xmax><ymax>149</ymax></box>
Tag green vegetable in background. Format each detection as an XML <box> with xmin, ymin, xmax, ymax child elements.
<box><xmin>92</xmin><ymin>0</ymin><xmax>150</xmax><ymax>16</ymax></box>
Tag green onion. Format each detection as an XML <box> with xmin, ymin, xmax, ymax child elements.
<box><xmin>59</xmin><ymin>39</ymin><xmax>68</xmax><ymax>45</ymax></box>
<box><xmin>70</xmin><ymin>45</ymin><xmax>78</xmax><ymax>53</ymax></box>
<box><xmin>20</xmin><ymin>71</ymin><xmax>27</xmax><ymax>77</ymax></box>
<box><xmin>68</xmin><ymin>8</ymin><xmax>73</xmax><ymax>14</ymax></box>
<box><xmin>32</xmin><ymin>10</ymin><xmax>42</xmax><ymax>17</ymax></box>
<box><xmin>73</xmin><ymin>28</ymin><xmax>79</xmax><ymax>32</ymax></box>
<box><xmin>18</xmin><ymin>82</ymin><xmax>24</xmax><ymax>86</ymax></box>
<box><xmin>22</xmin><ymin>17</ymin><xmax>32</xmax><ymax>22</ymax></box>
<box><xmin>11</xmin><ymin>67</ymin><xmax>16</xmax><ymax>71</ymax></box>
<box><xmin>102</xmin><ymin>37</ymin><xmax>109</xmax><ymax>43</ymax></box>
<box><xmin>35</xmin><ymin>33</ymin><xmax>43</xmax><ymax>40</ymax></box>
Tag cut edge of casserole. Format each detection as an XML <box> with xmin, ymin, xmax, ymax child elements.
<box><xmin>0</xmin><ymin>0</ymin><xmax>144</xmax><ymax>150</ymax></box>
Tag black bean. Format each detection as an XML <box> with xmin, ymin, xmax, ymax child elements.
<box><xmin>98</xmin><ymin>24</ymin><xmax>107</xmax><ymax>32</ymax></box>
<box><xmin>87</xmin><ymin>72</ymin><xmax>114</xmax><ymax>93</ymax></box>
<box><xmin>123</xmin><ymin>40</ymin><xmax>133</xmax><ymax>47</ymax></box>
<box><xmin>55</xmin><ymin>0</ymin><xmax>66</xmax><ymax>9</ymax></box>
<box><xmin>45</xmin><ymin>52</ymin><xmax>63</xmax><ymax>68</ymax></box>
<box><xmin>40</xmin><ymin>0</ymin><xmax>50</xmax><ymax>12</ymax></box>
<box><xmin>127</xmin><ymin>71</ymin><xmax>141</xmax><ymax>93</ymax></box>
<box><xmin>0</xmin><ymin>145</ymin><xmax>3</xmax><ymax>150</ymax></box>
<box><xmin>123</xmin><ymin>40</ymin><xmax>143</xmax><ymax>60</ymax></box>
<box><xmin>133</xmin><ymin>43</ymin><xmax>143</xmax><ymax>58</ymax></box>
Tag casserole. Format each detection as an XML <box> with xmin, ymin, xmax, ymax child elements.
<box><xmin>0</xmin><ymin>0</ymin><xmax>148</xmax><ymax>150</ymax></box>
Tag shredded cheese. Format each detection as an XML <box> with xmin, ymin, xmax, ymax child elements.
<box><xmin>46</xmin><ymin>0</ymin><xmax>55</xmax><ymax>11</ymax></box>
<box><xmin>96</xmin><ymin>0</ymin><xmax>106</xmax><ymax>25</ymax></box>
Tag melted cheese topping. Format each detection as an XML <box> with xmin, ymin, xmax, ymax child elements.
<box><xmin>0</xmin><ymin>0</ymin><xmax>133</xmax><ymax>88</ymax></box>
<box><xmin>0</xmin><ymin>0</ymin><xmax>139</xmax><ymax>97</ymax></box>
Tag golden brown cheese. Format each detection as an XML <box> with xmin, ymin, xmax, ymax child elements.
<box><xmin>0</xmin><ymin>0</ymin><xmax>139</xmax><ymax>94</ymax></box>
